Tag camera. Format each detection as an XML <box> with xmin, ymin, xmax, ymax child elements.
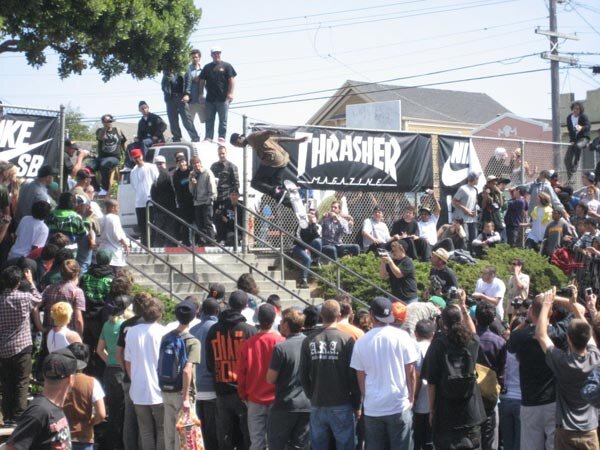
<box><xmin>510</xmin><ymin>296</ymin><xmax>532</xmax><ymax>309</ymax></box>
<box><xmin>448</xmin><ymin>286</ymin><xmax>459</xmax><ymax>300</ymax></box>
<box><xmin>557</xmin><ymin>286</ymin><xmax>574</xmax><ymax>298</ymax></box>
<box><xmin>585</xmin><ymin>287</ymin><xmax>593</xmax><ymax>297</ymax></box>
<box><xmin>377</xmin><ymin>248</ymin><xmax>389</xmax><ymax>257</ymax></box>
<box><xmin>465</xmin><ymin>296</ymin><xmax>478</xmax><ymax>308</ymax></box>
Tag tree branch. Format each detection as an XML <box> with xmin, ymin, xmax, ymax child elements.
<box><xmin>0</xmin><ymin>39</ymin><xmax>19</xmax><ymax>53</ymax></box>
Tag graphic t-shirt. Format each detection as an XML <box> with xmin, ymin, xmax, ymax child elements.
<box><xmin>8</xmin><ymin>396</ymin><xmax>71</xmax><ymax>450</ymax></box>
<box><xmin>200</xmin><ymin>61</ymin><xmax>237</xmax><ymax>102</ymax></box>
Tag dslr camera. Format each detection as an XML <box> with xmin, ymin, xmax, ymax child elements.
<box><xmin>510</xmin><ymin>296</ymin><xmax>531</xmax><ymax>309</ymax></box>
<box><xmin>556</xmin><ymin>286</ymin><xmax>574</xmax><ymax>298</ymax></box>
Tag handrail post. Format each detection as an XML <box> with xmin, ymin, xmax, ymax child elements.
<box><xmin>336</xmin><ymin>264</ymin><xmax>341</xmax><ymax>291</ymax></box>
<box><xmin>145</xmin><ymin>202</ymin><xmax>151</xmax><ymax>249</ymax></box>
<box><xmin>234</xmin><ymin>207</ymin><xmax>239</xmax><ymax>253</ymax></box>
<box><xmin>242</xmin><ymin>114</ymin><xmax>249</xmax><ymax>256</ymax></box>
<box><xmin>520</xmin><ymin>139</ymin><xmax>526</xmax><ymax>184</ymax></box>
<box><xmin>169</xmin><ymin>267</ymin><xmax>173</xmax><ymax>300</ymax></box>
<box><xmin>191</xmin><ymin>228</ymin><xmax>196</xmax><ymax>281</ymax></box>
<box><xmin>279</xmin><ymin>231</ymin><xmax>285</xmax><ymax>281</ymax></box>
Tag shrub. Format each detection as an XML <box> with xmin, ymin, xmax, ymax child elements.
<box><xmin>131</xmin><ymin>284</ymin><xmax>178</xmax><ymax>324</ymax></box>
<box><xmin>316</xmin><ymin>244</ymin><xmax>567</xmax><ymax>305</ymax></box>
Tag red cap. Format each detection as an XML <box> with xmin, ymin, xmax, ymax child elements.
<box><xmin>391</xmin><ymin>302</ymin><xmax>407</xmax><ymax>323</ymax></box>
<box><xmin>130</xmin><ymin>149</ymin><xmax>143</xmax><ymax>159</ymax></box>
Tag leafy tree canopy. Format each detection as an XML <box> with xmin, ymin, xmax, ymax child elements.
<box><xmin>0</xmin><ymin>0</ymin><xmax>201</xmax><ymax>81</ymax></box>
<box><xmin>65</xmin><ymin>105</ymin><xmax>94</xmax><ymax>141</ymax></box>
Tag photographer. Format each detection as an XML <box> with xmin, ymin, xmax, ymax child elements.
<box><xmin>63</xmin><ymin>139</ymin><xmax>90</xmax><ymax>191</ymax></box>
<box><xmin>379</xmin><ymin>240</ymin><xmax>418</xmax><ymax>304</ymax></box>
<box><xmin>472</xmin><ymin>266</ymin><xmax>506</xmax><ymax>319</ymax></box>
<box><xmin>506</xmin><ymin>259</ymin><xmax>529</xmax><ymax>320</ymax></box>
<box><xmin>189</xmin><ymin>157</ymin><xmax>217</xmax><ymax>244</ymax></box>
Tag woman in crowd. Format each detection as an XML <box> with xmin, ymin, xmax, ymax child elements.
<box><xmin>47</xmin><ymin>301</ymin><xmax>82</xmax><ymax>353</ymax></box>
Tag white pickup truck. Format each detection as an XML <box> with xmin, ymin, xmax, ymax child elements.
<box><xmin>117</xmin><ymin>140</ymin><xmax>219</xmax><ymax>231</ymax></box>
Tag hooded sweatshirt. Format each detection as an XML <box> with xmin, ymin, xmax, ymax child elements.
<box><xmin>205</xmin><ymin>309</ymin><xmax>258</xmax><ymax>395</ymax></box>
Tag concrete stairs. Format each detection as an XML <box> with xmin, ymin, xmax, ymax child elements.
<box><xmin>126</xmin><ymin>251</ymin><xmax>319</xmax><ymax>309</ymax></box>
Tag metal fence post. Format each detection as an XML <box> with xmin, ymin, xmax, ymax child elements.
<box><xmin>191</xmin><ymin>228</ymin><xmax>196</xmax><ymax>281</ymax></box>
<box><xmin>169</xmin><ymin>267</ymin><xmax>174</xmax><ymax>300</ymax></box>
<box><xmin>145</xmin><ymin>203</ymin><xmax>151</xmax><ymax>250</ymax></box>
<box><xmin>520</xmin><ymin>140</ymin><xmax>526</xmax><ymax>184</ymax></box>
<box><xmin>234</xmin><ymin>207</ymin><xmax>239</xmax><ymax>253</ymax></box>
<box><xmin>59</xmin><ymin>104</ymin><xmax>66</xmax><ymax>188</ymax></box>
<box><xmin>279</xmin><ymin>231</ymin><xmax>285</xmax><ymax>281</ymax></box>
<box><xmin>242</xmin><ymin>114</ymin><xmax>249</xmax><ymax>255</ymax></box>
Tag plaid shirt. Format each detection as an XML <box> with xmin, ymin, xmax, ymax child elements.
<box><xmin>41</xmin><ymin>281</ymin><xmax>86</xmax><ymax>329</ymax></box>
<box><xmin>0</xmin><ymin>288</ymin><xmax>42</xmax><ymax>358</ymax></box>
<box><xmin>47</xmin><ymin>209</ymin><xmax>87</xmax><ymax>242</ymax></box>
<box><xmin>81</xmin><ymin>271</ymin><xmax>113</xmax><ymax>318</ymax></box>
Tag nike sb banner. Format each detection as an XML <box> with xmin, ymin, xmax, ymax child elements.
<box><xmin>438</xmin><ymin>135</ymin><xmax>485</xmax><ymax>223</ymax></box>
<box><xmin>251</xmin><ymin>125</ymin><xmax>433</xmax><ymax>192</ymax></box>
<box><xmin>0</xmin><ymin>113</ymin><xmax>60</xmax><ymax>177</ymax></box>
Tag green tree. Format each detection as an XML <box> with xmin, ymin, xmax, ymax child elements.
<box><xmin>0</xmin><ymin>0</ymin><xmax>201</xmax><ymax>80</ymax></box>
<box><xmin>65</xmin><ymin>106</ymin><xmax>94</xmax><ymax>141</ymax></box>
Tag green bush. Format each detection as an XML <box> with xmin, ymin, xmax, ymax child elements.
<box><xmin>131</xmin><ymin>284</ymin><xmax>178</xmax><ymax>324</ymax></box>
<box><xmin>316</xmin><ymin>244</ymin><xmax>568</xmax><ymax>305</ymax></box>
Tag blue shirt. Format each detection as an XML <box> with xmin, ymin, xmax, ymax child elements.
<box><xmin>190</xmin><ymin>315</ymin><xmax>218</xmax><ymax>393</ymax></box>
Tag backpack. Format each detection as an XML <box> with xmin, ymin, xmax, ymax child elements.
<box><xmin>157</xmin><ymin>332</ymin><xmax>190</xmax><ymax>392</ymax></box>
<box><xmin>440</xmin><ymin>341</ymin><xmax>477</xmax><ymax>402</ymax></box>
<box><xmin>476</xmin><ymin>363</ymin><xmax>501</xmax><ymax>413</ymax></box>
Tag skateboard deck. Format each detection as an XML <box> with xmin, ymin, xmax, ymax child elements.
<box><xmin>283</xmin><ymin>179</ymin><xmax>309</xmax><ymax>229</ymax></box>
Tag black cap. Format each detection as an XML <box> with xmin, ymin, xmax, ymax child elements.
<box><xmin>139</xmin><ymin>100</ymin><xmax>148</xmax><ymax>108</ymax></box>
<box><xmin>104</xmin><ymin>294</ymin><xmax>132</xmax><ymax>317</ymax></box>
<box><xmin>64</xmin><ymin>139</ymin><xmax>78</xmax><ymax>149</ymax></box>
<box><xmin>38</xmin><ymin>165</ymin><xmax>59</xmax><ymax>178</ymax></box>
<box><xmin>43</xmin><ymin>348</ymin><xmax>86</xmax><ymax>380</ymax></box>
<box><xmin>228</xmin><ymin>290</ymin><xmax>248</xmax><ymax>310</ymax></box>
<box><xmin>209</xmin><ymin>283</ymin><xmax>226</xmax><ymax>300</ymax></box>
<box><xmin>76</xmin><ymin>169</ymin><xmax>92</xmax><ymax>180</ymax></box>
<box><xmin>175</xmin><ymin>300</ymin><xmax>197</xmax><ymax>325</ymax></box>
<box><xmin>370</xmin><ymin>296</ymin><xmax>394</xmax><ymax>324</ymax></box>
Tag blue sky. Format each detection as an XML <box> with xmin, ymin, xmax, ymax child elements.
<box><xmin>1</xmin><ymin>0</ymin><xmax>599</xmax><ymax>138</ymax></box>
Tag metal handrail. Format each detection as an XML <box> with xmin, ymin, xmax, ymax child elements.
<box><xmin>145</xmin><ymin>200</ymin><xmax>312</xmax><ymax>307</ymax></box>
<box><xmin>125</xmin><ymin>236</ymin><xmax>207</xmax><ymax>301</ymax></box>
<box><xmin>236</xmin><ymin>202</ymin><xmax>395</xmax><ymax>302</ymax></box>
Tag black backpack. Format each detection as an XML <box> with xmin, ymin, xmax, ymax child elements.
<box><xmin>440</xmin><ymin>341</ymin><xmax>476</xmax><ymax>401</ymax></box>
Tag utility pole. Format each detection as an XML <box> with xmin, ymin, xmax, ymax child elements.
<box><xmin>536</xmin><ymin>0</ymin><xmax>578</xmax><ymax>170</ymax></box>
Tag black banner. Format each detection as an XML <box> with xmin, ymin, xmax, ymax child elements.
<box><xmin>0</xmin><ymin>113</ymin><xmax>60</xmax><ymax>177</ymax></box>
<box><xmin>437</xmin><ymin>135</ymin><xmax>484</xmax><ymax>224</ymax></box>
<box><xmin>252</xmin><ymin>125</ymin><xmax>433</xmax><ymax>191</ymax></box>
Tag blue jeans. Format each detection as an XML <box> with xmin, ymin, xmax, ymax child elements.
<box><xmin>499</xmin><ymin>397</ymin><xmax>521</xmax><ymax>450</ymax></box>
<box><xmin>364</xmin><ymin>409</ymin><xmax>412</xmax><ymax>450</ymax></box>
<box><xmin>165</xmin><ymin>97</ymin><xmax>199</xmax><ymax>142</ymax></box>
<box><xmin>99</xmin><ymin>156</ymin><xmax>120</xmax><ymax>191</ymax></box>
<box><xmin>322</xmin><ymin>244</ymin><xmax>360</xmax><ymax>261</ymax></box>
<box><xmin>310</xmin><ymin>404</ymin><xmax>355</xmax><ymax>450</ymax></box>
<box><xmin>72</xmin><ymin>443</ymin><xmax>94</xmax><ymax>450</ymax></box>
<box><xmin>205</xmin><ymin>100</ymin><xmax>229</xmax><ymax>140</ymax></box>
<box><xmin>292</xmin><ymin>238</ymin><xmax>322</xmax><ymax>281</ymax></box>
<box><xmin>76</xmin><ymin>234</ymin><xmax>92</xmax><ymax>274</ymax></box>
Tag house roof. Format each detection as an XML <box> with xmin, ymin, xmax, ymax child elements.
<box><xmin>308</xmin><ymin>80</ymin><xmax>511</xmax><ymax>126</ymax></box>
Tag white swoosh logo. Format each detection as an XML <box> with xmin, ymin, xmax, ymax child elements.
<box><xmin>441</xmin><ymin>158</ymin><xmax>469</xmax><ymax>187</ymax></box>
<box><xmin>0</xmin><ymin>139</ymin><xmax>52</xmax><ymax>160</ymax></box>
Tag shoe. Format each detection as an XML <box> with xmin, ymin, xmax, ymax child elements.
<box><xmin>311</xmin><ymin>261</ymin><xmax>322</xmax><ymax>269</ymax></box>
<box><xmin>98</xmin><ymin>188</ymin><xmax>108</xmax><ymax>196</ymax></box>
<box><xmin>297</xmin><ymin>280</ymin><xmax>309</xmax><ymax>289</ymax></box>
<box><xmin>218</xmin><ymin>137</ymin><xmax>226</xmax><ymax>144</ymax></box>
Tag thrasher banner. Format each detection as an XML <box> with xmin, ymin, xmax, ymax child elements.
<box><xmin>0</xmin><ymin>113</ymin><xmax>60</xmax><ymax>177</ymax></box>
<box><xmin>437</xmin><ymin>135</ymin><xmax>484</xmax><ymax>224</ymax></box>
<box><xmin>251</xmin><ymin>125</ymin><xmax>433</xmax><ymax>191</ymax></box>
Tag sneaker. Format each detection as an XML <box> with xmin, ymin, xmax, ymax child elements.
<box><xmin>218</xmin><ymin>137</ymin><xmax>226</xmax><ymax>144</ymax></box>
<box><xmin>98</xmin><ymin>188</ymin><xmax>108</xmax><ymax>196</ymax></box>
<box><xmin>297</xmin><ymin>280</ymin><xmax>309</xmax><ymax>289</ymax></box>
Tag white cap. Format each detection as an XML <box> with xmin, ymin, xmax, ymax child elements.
<box><xmin>210</xmin><ymin>46</ymin><xmax>222</xmax><ymax>53</ymax></box>
<box><xmin>494</xmin><ymin>147</ymin><xmax>507</xmax><ymax>157</ymax></box>
<box><xmin>154</xmin><ymin>155</ymin><xmax>166</xmax><ymax>164</ymax></box>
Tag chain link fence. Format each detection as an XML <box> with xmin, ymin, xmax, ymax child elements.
<box><xmin>249</xmin><ymin>135</ymin><xmax>595</xmax><ymax>251</ymax></box>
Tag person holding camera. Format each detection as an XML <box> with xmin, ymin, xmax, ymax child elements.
<box><xmin>506</xmin><ymin>259</ymin><xmax>530</xmax><ymax>320</ymax></box>
<box><xmin>189</xmin><ymin>157</ymin><xmax>217</xmax><ymax>245</ymax></box>
<box><xmin>95</xmin><ymin>114</ymin><xmax>126</xmax><ymax>197</ymax></box>
<box><xmin>379</xmin><ymin>240</ymin><xmax>418</xmax><ymax>304</ymax></box>
<box><xmin>472</xmin><ymin>266</ymin><xmax>506</xmax><ymax>320</ymax></box>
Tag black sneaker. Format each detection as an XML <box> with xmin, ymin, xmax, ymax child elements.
<box><xmin>297</xmin><ymin>280</ymin><xmax>309</xmax><ymax>289</ymax></box>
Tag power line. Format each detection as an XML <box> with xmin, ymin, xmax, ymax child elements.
<box><xmin>196</xmin><ymin>0</ymin><xmax>425</xmax><ymax>31</ymax></box>
<box><xmin>191</xmin><ymin>0</ymin><xmax>516</xmax><ymax>42</ymax></box>
<box><xmin>568</xmin><ymin>2</ymin><xmax>600</xmax><ymax>37</ymax></box>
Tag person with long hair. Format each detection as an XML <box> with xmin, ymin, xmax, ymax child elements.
<box><xmin>421</xmin><ymin>291</ymin><xmax>486</xmax><ymax>450</ymax></box>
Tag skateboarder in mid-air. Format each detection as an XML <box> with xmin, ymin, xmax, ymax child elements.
<box><xmin>230</xmin><ymin>130</ymin><xmax>308</xmax><ymax>208</ymax></box>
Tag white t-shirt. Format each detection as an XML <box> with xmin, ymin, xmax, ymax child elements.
<box><xmin>92</xmin><ymin>378</ymin><xmax>105</xmax><ymax>402</ymax></box>
<box><xmin>130</xmin><ymin>163</ymin><xmax>159</xmax><ymax>208</ymax></box>
<box><xmin>361</xmin><ymin>218</ymin><xmax>391</xmax><ymax>249</ymax></box>
<box><xmin>164</xmin><ymin>317</ymin><xmax>201</xmax><ymax>332</ymax></box>
<box><xmin>414</xmin><ymin>339</ymin><xmax>430</xmax><ymax>414</ymax></box>
<box><xmin>453</xmin><ymin>184</ymin><xmax>478</xmax><ymax>223</ymax></box>
<box><xmin>124</xmin><ymin>322</ymin><xmax>166</xmax><ymax>405</ymax></box>
<box><xmin>8</xmin><ymin>216</ymin><xmax>49</xmax><ymax>259</ymax></box>
<box><xmin>418</xmin><ymin>214</ymin><xmax>438</xmax><ymax>245</ymax></box>
<box><xmin>99</xmin><ymin>213</ymin><xmax>127</xmax><ymax>266</ymax></box>
<box><xmin>350</xmin><ymin>325</ymin><xmax>418</xmax><ymax>416</ymax></box>
<box><xmin>475</xmin><ymin>277</ymin><xmax>507</xmax><ymax>319</ymax></box>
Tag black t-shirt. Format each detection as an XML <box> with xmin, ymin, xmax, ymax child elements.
<box><xmin>200</xmin><ymin>61</ymin><xmax>237</xmax><ymax>102</ymax></box>
<box><xmin>269</xmin><ymin>334</ymin><xmax>311</xmax><ymax>412</ymax></box>
<box><xmin>8</xmin><ymin>396</ymin><xmax>71</xmax><ymax>450</ymax></box>
<box><xmin>117</xmin><ymin>315</ymin><xmax>143</xmax><ymax>383</ymax></box>
<box><xmin>507</xmin><ymin>323</ymin><xmax>568</xmax><ymax>406</ymax></box>
<box><xmin>430</xmin><ymin>266</ymin><xmax>459</xmax><ymax>294</ymax></box>
<box><xmin>390</xmin><ymin>219</ymin><xmax>419</xmax><ymax>237</ymax></box>
<box><xmin>299</xmin><ymin>327</ymin><xmax>361</xmax><ymax>410</ymax></box>
<box><xmin>172</xmin><ymin>168</ymin><xmax>194</xmax><ymax>209</ymax></box>
<box><xmin>421</xmin><ymin>334</ymin><xmax>486</xmax><ymax>431</ymax></box>
<box><xmin>386</xmin><ymin>256</ymin><xmax>418</xmax><ymax>301</ymax></box>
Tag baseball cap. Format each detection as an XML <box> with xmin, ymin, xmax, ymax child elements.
<box><xmin>38</xmin><ymin>165</ymin><xmax>59</xmax><ymax>178</ymax></box>
<box><xmin>370</xmin><ymin>297</ymin><xmax>394</xmax><ymax>324</ymax></box>
<box><xmin>130</xmin><ymin>149</ymin><xmax>143</xmax><ymax>159</ymax></box>
<box><xmin>43</xmin><ymin>348</ymin><xmax>86</xmax><ymax>380</ymax></box>
<box><xmin>429</xmin><ymin>295</ymin><xmax>447</xmax><ymax>308</ymax></box>
<box><xmin>76</xmin><ymin>169</ymin><xmax>91</xmax><ymax>180</ymax></box>
<box><xmin>211</xmin><ymin>46</ymin><xmax>222</xmax><ymax>53</ymax></box>
<box><xmin>175</xmin><ymin>300</ymin><xmax>197</xmax><ymax>324</ymax></box>
<box><xmin>96</xmin><ymin>248</ymin><xmax>113</xmax><ymax>265</ymax></box>
<box><xmin>138</xmin><ymin>100</ymin><xmax>148</xmax><ymax>108</ymax></box>
<box><xmin>64</xmin><ymin>139</ymin><xmax>78</xmax><ymax>149</ymax></box>
<box><xmin>154</xmin><ymin>155</ymin><xmax>166</xmax><ymax>164</ymax></box>
<box><xmin>585</xmin><ymin>171</ymin><xmax>596</xmax><ymax>183</ymax></box>
<box><xmin>419</xmin><ymin>206</ymin><xmax>432</xmax><ymax>214</ymax></box>
<box><xmin>486</xmin><ymin>175</ymin><xmax>498</xmax><ymax>183</ymax></box>
<box><xmin>467</xmin><ymin>171</ymin><xmax>480</xmax><ymax>182</ymax></box>
<box><xmin>228</xmin><ymin>290</ymin><xmax>248</xmax><ymax>310</ymax></box>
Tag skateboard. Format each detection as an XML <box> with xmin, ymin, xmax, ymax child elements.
<box><xmin>283</xmin><ymin>179</ymin><xmax>309</xmax><ymax>229</ymax></box>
